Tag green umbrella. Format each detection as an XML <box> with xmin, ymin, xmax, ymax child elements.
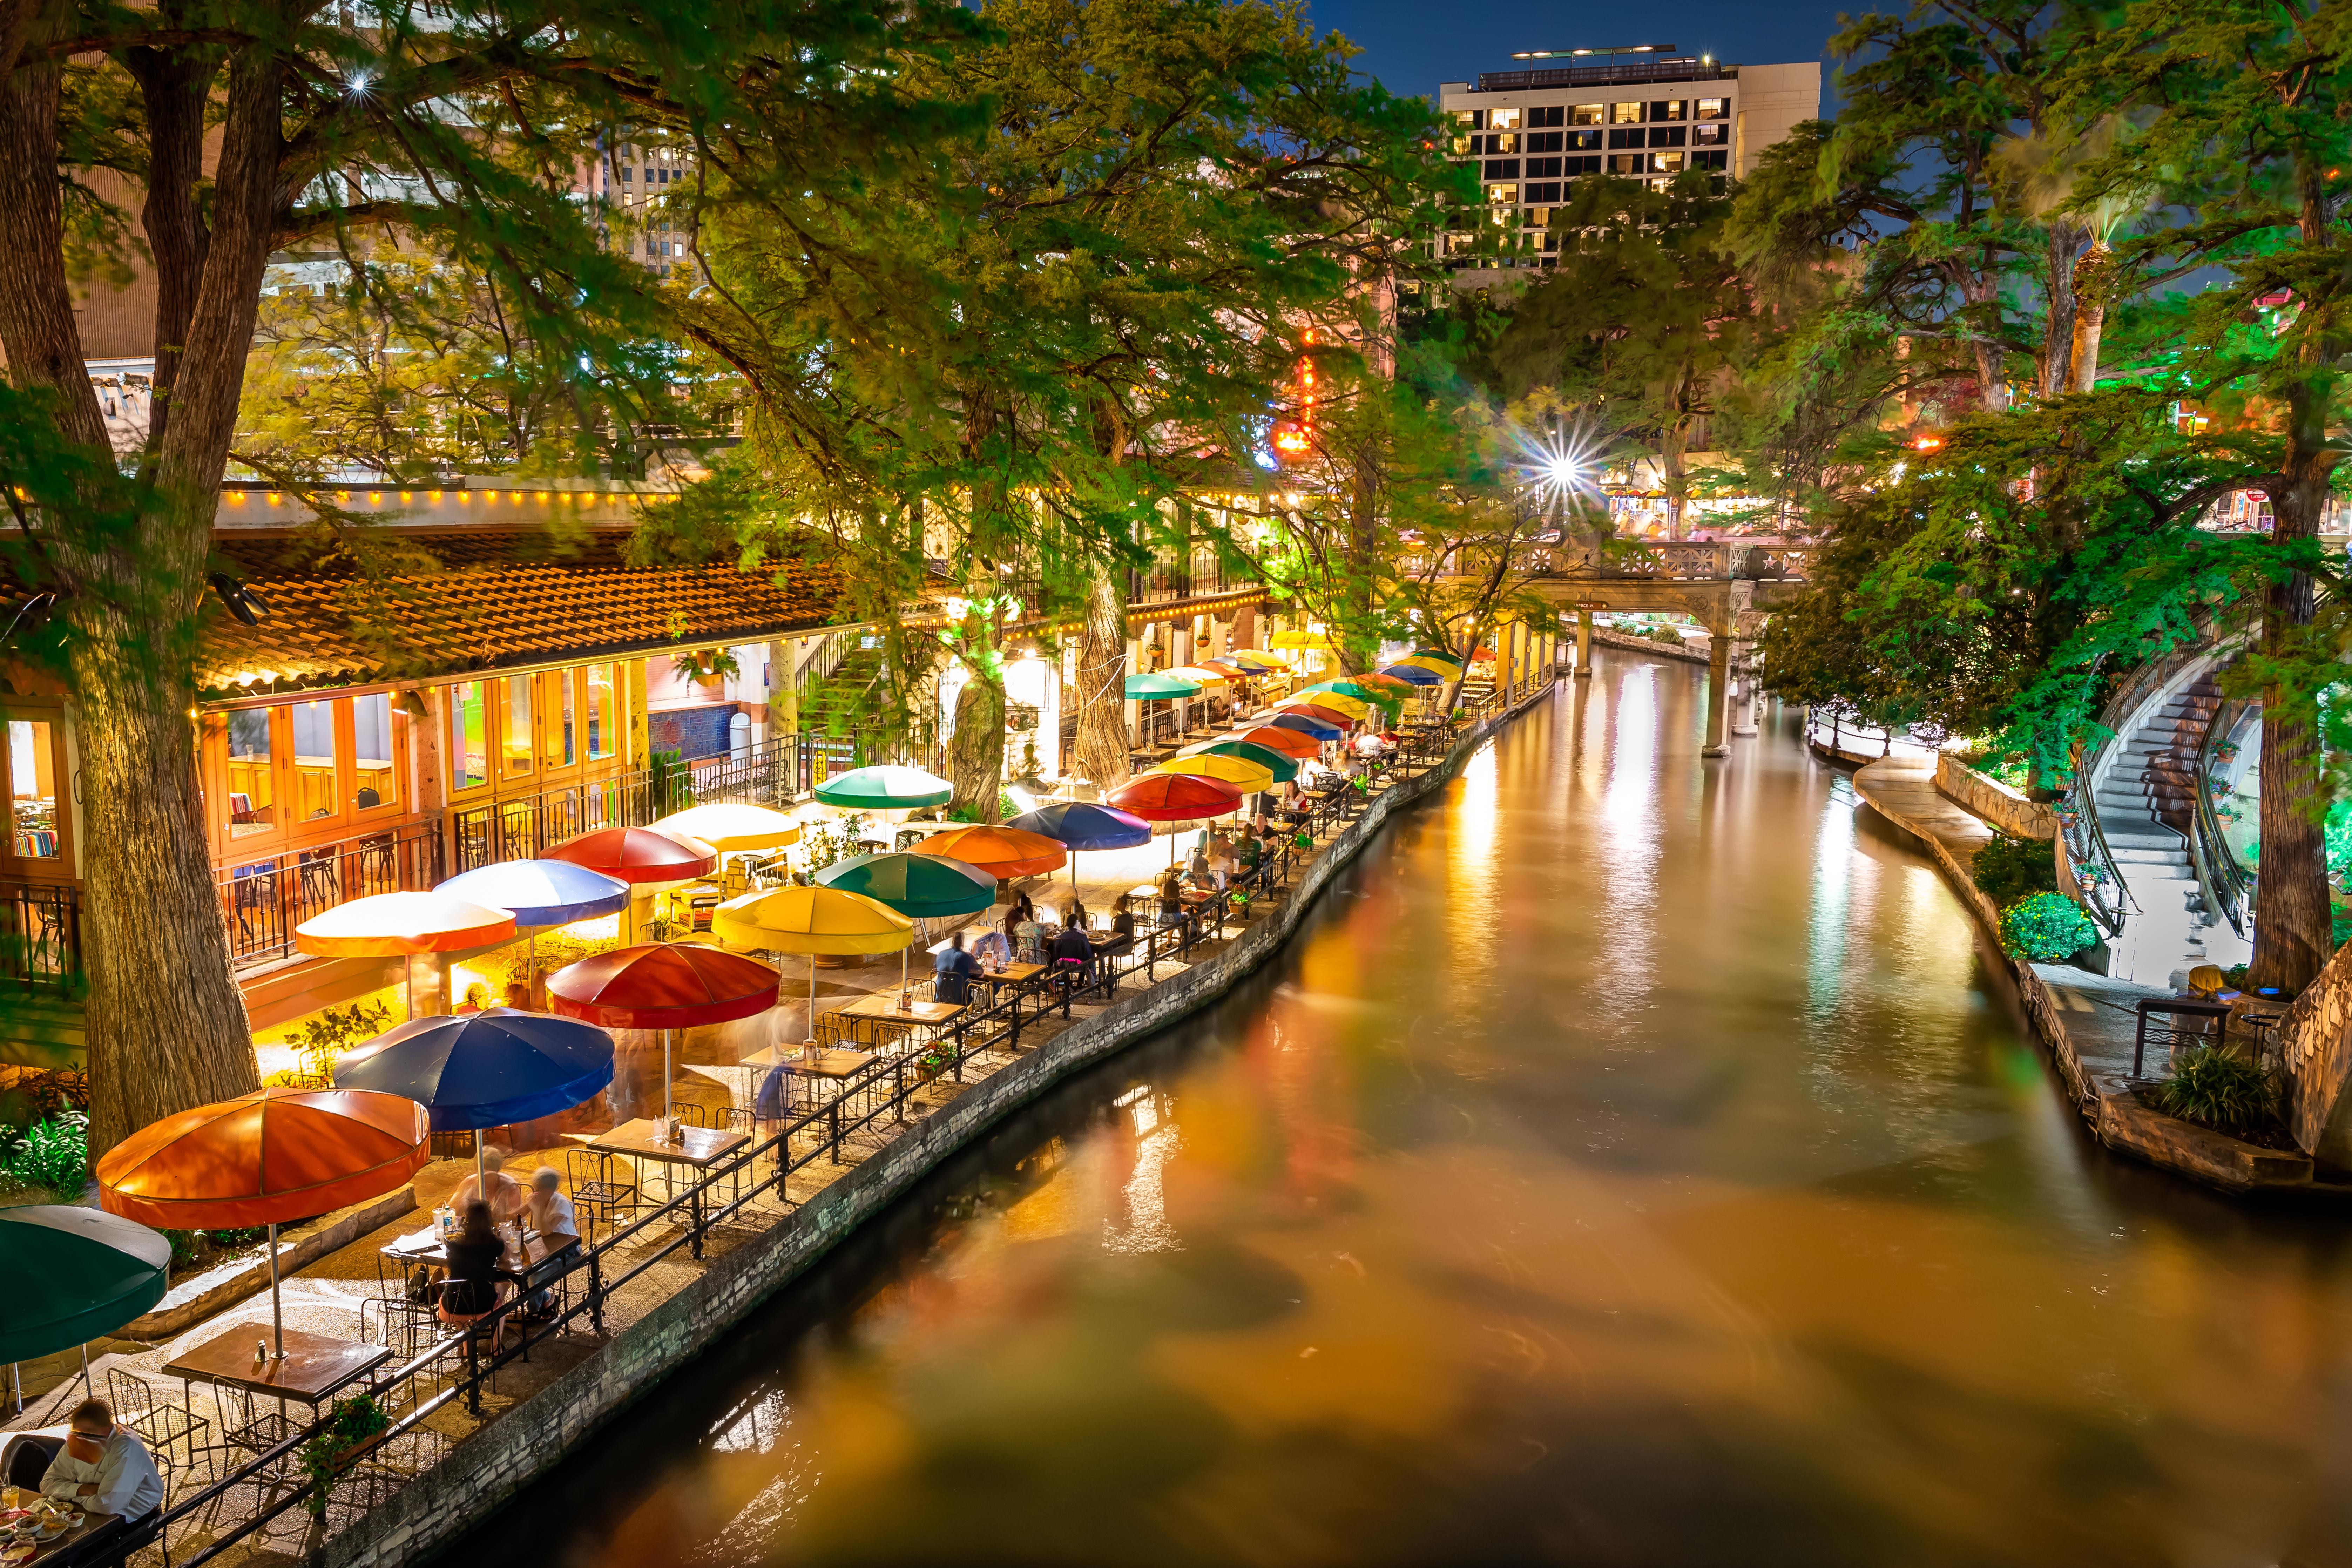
<box><xmin>814</xmin><ymin>851</ymin><xmax>999</xmax><ymax>918</ymax></box>
<box><xmin>813</xmin><ymin>764</ymin><xmax>954</xmax><ymax>811</ymax></box>
<box><xmin>1124</xmin><ymin>673</ymin><xmax>1202</xmax><ymax>699</ymax></box>
<box><xmin>0</xmin><ymin>1206</ymin><xmax>170</xmax><ymax>1364</ymax></box>
<box><xmin>1176</xmin><ymin>738</ymin><xmax>1301</xmax><ymax>783</ymax></box>
<box><xmin>1297</xmin><ymin>681</ymin><xmax>1402</xmax><ymax>717</ymax></box>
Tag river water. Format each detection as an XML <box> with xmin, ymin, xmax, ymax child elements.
<box><xmin>467</xmin><ymin>656</ymin><xmax>2352</xmax><ymax>1567</ymax></box>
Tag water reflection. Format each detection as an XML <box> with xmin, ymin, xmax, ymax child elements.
<box><xmin>467</xmin><ymin>656</ymin><xmax>2352</xmax><ymax>1568</ymax></box>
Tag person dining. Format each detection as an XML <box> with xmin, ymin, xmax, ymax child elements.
<box><xmin>1050</xmin><ymin>918</ymin><xmax>1094</xmax><ymax>985</ymax></box>
<box><xmin>933</xmin><ymin>931</ymin><xmax>982</xmax><ymax>1004</ymax></box>
<box><xmin>1000</xmin><ymin>893</ymin><xmax>1032</xmax><ymax>951</ymax></box>
<box><xmin>40</xmin><ymin>1398</ymin><xmax>163</xmax><ymax>1527</ymax></box>
<box><xmin>1156</xmin><ymin>866</ymin><xmax>1187</xmax><ymax>929</ymax></box>
<box><xmin>1013</xmin><ymin>901</ymin><xmax>1045</xmax><ymax>965</ymax></box>
<box><xmin>452</xmin><ymin>1147</ymin><xmax>526</xmax><ymax>1223</ymax></box>
<box><xmin>438</xmin><ymin>1200</ymin><xmax>514</xmax><ymax>1338</ymax></box>
<box><xmin>1064</xmin><ymin>898</ymin><xmax>1090</xmax><ymax>934</ymax></box>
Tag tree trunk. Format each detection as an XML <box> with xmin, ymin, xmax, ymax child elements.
<box><xmin>1342</xmin><ymin>445</ymin><xmax>1380</xmax><ymax>676</ymax></box>
<box><xmin>1073</xmin><ymin>560</ymin><xmax>1131</xmax><ymax>791</ymax></box>
<box><xmin>2249</xmin><ymin>386</ymin><xmax>2336</xmax><ymax>993</ymax></box>
<box><xmin>2041</xmin><ymin>223</ymin><xmax>2080</xmax><ymax>399</ymax></box>
<box><xmin>2070</xmin><ymin>237</ymin><xmax>2110</xmax><ymax>394</ymax></box>
<box><xmin>947</xmin><ymin>671</ymin><xmax>1006</xmax><ymax>823</ymax></box>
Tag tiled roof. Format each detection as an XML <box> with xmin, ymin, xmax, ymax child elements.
<box><xmin>199</xmin><ymin>527</ymin><xmax>850</xmax><ymax>699</ymax></box>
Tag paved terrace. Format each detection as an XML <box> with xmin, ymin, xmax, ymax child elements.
<box><xmin>4</xmin><ymin>688</ymin><xmax>1535</xmax><ymax>1568</ymax></box>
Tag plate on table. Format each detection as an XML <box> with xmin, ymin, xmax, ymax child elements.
<box><xmin>3</xmin><ymin>1539</ymin><xmax>36</xmax><ymax>1564</ymax></box>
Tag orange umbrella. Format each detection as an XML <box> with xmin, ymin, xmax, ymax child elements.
<box><xmin>1275</xmin><ymin>701</ymin><xmax>1357</xmax><ymax>730</ymax></box>
<box><xmin>917</xmin><ymin>824</ymin><xmax>1068</xmax><ymax>880</ymax></box>
<box><xmin>547</xmin><ymin>826</ymin><xmax>718</xmax><ymax>888</ymax></box>
<box><xmin>295</xmin><ymin>891</ymin><xmax>518</xmax><ymax>1019</ymax></box>
<box><xmin>1231</xmin><ymin>725</ymin><xmax>1322</xmax><ymax>761</ymax></box>
<box><xmin>96</xmin><ymin>1088</ymin><xmax>430</xmax><ymax>1357</ymax></box>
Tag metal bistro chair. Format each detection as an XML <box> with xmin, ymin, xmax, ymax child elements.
<box><xmin>108</xmin><ymin>1367</ymin><xmax>214</xmax><ymax>1483</ymax></box>
<box><xmin>2133</xmin><ymin>996</ymin><xmax>2236</xmax><ymax>1077</ymax></box>
<box><xmin>566</xmin><ymin>1147</ymin><xmax>638</xmax><ymax>1230</ymax></box>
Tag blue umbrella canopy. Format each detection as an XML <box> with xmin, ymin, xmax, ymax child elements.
<box><xmin>0</xmin><ymin>1206</ymin><xmax>170</xmax><ymax>1363</ymax></box>
<box><xmin>437</xmin><ymin>859</ymin><xmax>630</xmax><ymax>927</ymax></box>
<box><xmin>1379</xmin><ymin>663</ymin><xmax>1443</xmax><ymax>687</ymax></box>
<box><xmin>1006</xmin><ymin>801</ymin><xmax>1154</xmax><ymax>851</ymax></box>
<box><xmin>1266</xmin><ymin>712</ymin><xmax>1342</xmax><ymax>742</ymax></box>
<box><xmin>334</xmin><ymin>1008</ymin><xmax>615</xmax><ymax>1131</ymax></box>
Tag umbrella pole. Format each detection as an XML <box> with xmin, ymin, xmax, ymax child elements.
<box><xmin>267</xmin><ymin>1221</ymin><xmax>285</xmax><ymax>1359</ymax></box>
<box><xmin>78</xmin><ymin>1344</ymin><xmax>90</xmax><ymax>1401</ymax></box>
<box><xmin>809</xmin><ymin>956</ymin><xmax>818</xmax><ymax>1041</ymax></box>
<box><xmin>664</xmin><ymin>1028</ymin><xmax>675</xmax><ymax>1126</ymax></box>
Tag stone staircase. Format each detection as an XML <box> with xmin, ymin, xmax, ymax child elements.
<box><xmin>2093</xmin><ymin>675</ymin><xmax>2228</xmax><ymax>983</ymax></box>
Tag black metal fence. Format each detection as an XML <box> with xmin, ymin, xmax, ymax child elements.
<box><xmin>0</xmin><ymin>880</ymin><xmax>80</xmax><ymax>988</ymax></box>
<box><xmin>217</xmin><ymin>823</ymin><xmax>446</xmax><ymax>968</ymax></box>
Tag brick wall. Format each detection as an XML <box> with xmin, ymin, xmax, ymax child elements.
<box><xmin>323</xmin><ymin>687</ymin><xmax>1553</xmax><ymax>1568</ymax></box>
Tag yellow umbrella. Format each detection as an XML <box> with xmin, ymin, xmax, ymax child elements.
<box><xmin>1155</xmin><ymin>754</ymin><xmax>1276</xmax><ymax>794</ymax></box>
<box><xmin>1270</xmin><ymin>629</ymin><xmax>1338</xmax><ymax>650</ymax></box>
<box><xmin>1292</xmin><ymin>690</ymin><xmax>1374</xmax><ymax>720</ymax></box>
<box><xmin>711</xmin><ymin>885</ymin><xmax>915</xmax><ymax>1029</ymax></box>
<box><xmin>654</xmin><ymin>803</ymin><xmax>803</xmax><ymax>851</ymax></box>
<box><xmin>1395</xmin><ymin>656</ymin><xmax>1461</xmax><ymax>677</ymax></box>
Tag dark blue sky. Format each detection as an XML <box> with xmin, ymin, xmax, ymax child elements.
<box><xmin>1304</xmin><ymin>0</ymin><xmax>1857</xmax><ymax>104</ymax></box>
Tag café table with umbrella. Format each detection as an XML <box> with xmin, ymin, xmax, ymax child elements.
<box><xmin>293</xmin><ymin>892</ymin><xmax>518</xmax><ymax>1020</ymax></box>
<box><xmin>1273</xmin><ymin>702</ymin><xmax>1356</xmax><ymax>731</ymax></box>
<box><xmin>1005</xmin><ymin>800</ymin><xmax>1153</xmax><ymax>893</ymax></box>
<box><xmin>0</xmin><ymin>1207</ymin><xmax>170</xmax><ymax>1409</ymax></box>
<box><xmin>435</xmin><ymin>859</ymin><xmax>630</xmax><ymax>1003</ymax></box>
<box><xmin>546</xmin><ymin>827</ymin><xmax>719</xmax><ymax>939</ymax></box>
<box><xmin>1228</xmin><ymin>724</ymin><xmax>1322</xmax><ymax>760</ymax></box>
<box><xmin>544</xmin><ymin>943</ymin><xmax>778</xmax><ymax>1127</ymax></box>
<box><xmin>1380</xmin><ymin>662</ymin><xmax>1444</xmax><ymax>687</ymax></box>
<box><xmin>654</xmin><ymin>803</ymin><xmax>803</xmax><ymax>891</ymax></box>
<box><xmin>814</xmin><ymin>852</ymin><xmax>996</xmax><ymax>996</ymax></box>
<box><xmin>97</xmin><ymin>1089</ymin><xmax>429</xmax><ymax>1366</ymax></box>
<box><xmin>332</xmin><ymin>1008</ymin><xmax>616</xmax><ymax>1196</ymax></box>
<box><xmin>1265</xmin><ymin>711</ymin><xmax>1343</xmax><ymax>744</ymax></box>
<box><xmin>811</xmin><ymin>765</ymin><xmax>954</xmax><ymax>816</ymax></box>
<box><xmin>1105</xmin><ymin>773</ymin><xmax>1246</xmax><ymax>865</ymax></box>
<box><xmin>1174</xmin><ymin>737</ymin><xmax>1301</xmax><ymax>785</ymax></box>
<box><xmin>709</xmin><ymin>886</ymin><xmax>913</xmax><ymax>1041</ymax></box>
<box><xmin>1154</xmin><ymin>753</ymin><xmax>1276</xmax><ymax>795</ymax></box>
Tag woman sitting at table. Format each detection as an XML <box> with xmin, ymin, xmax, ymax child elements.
<box><xmin>1013</xmin><ymin>901</ymin><xmax>1045</xmax><ymax>965</ymax></box>
<box><xmin>1156</xmin><ymin>866</ymin><xmax>1187</xmax><ymax>928</ymax></box>
<box><xmin>439</xmin><ymin>1201</ymin><xmax>514</xmax><ymax>1336</ymax></box>
<box><xmin>1063</xmin><ymin>898</ymin><xmax>1090</xmax><ymax>934</ymax></box>
<box><xmin>1100</xmin><ymin>894</ymin><xmax>1138</xmax><ymax>957</ymax></box>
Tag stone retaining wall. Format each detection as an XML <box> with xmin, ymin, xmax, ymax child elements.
<box><xmin>1588</xmin><ymin>627</ymin><xmax>1710</xmax><ymax>665</ymax></box>
<box><xmin>2280</xmin><ymin>935</ymin><xmax>2352</xmax><ymax>1162</ymax></box>
<box><xmin>323</xmin><ymin>687</ymin><xmax>1554</xmax><ymax>1568</ymax></box>
<box><xmin>1934</xmin><ymin>754</ymin><xmax>2057</xmax><ymax>840</ymax></box>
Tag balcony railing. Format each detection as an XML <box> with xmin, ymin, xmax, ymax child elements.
<box><xmin>0</xmin><ymin>881</ymin><xmax>81</xmax><ymax>989</ymax></box>
<box><xmin>218</xmin><ymin>820</ymin><xmax>447</xmax><ymax>969</ymax></box>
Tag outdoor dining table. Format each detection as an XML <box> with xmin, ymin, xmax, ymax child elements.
<box><xmin>834</xmin><ymin>993</ymin><xmax>966</xmax><ymax>1051</ymax></box>
<box><xmin>162</xmin><ymin>1322</ymin><xmax>391</xmax><ymax>1462</ymax></box>
<box><xmin>738</xmin><ymin>1045</ymin><xmax>877</xmax><ymax>1111</ymax></box>
<box><xmin>2</xmin><ymin>1506</ymin><xmax>118</xmax><ymax>1568</ymax></box>
<box><xmin>380</xmin><ymin>1225</ymin><xmax>573</xmax><ymax>1291</ymax></box>
<box><xmin>574</xmin><ymin>1120</ymin><xmax>751</xmax><ymax>1258</ymax></box>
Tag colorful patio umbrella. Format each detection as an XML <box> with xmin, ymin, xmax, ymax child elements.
<box><xmin>1380</xmin><ymin>663</ymin><xmax>1444</xmax><ymax>687</ymax></box>
<box><xmin>1006</xmin><ymin>802</ymin><xmax>1154</xmax><ymax>851</ymax></box>
<box><xmin>1230</xmin><ymin>725</ymin><xmax>1323</xmax><ymax>760</ymax></box>
<box><xmin>334</xmin><ymin>1008</ymin><xmax>616</xmax><ymax>1189</ymax></box>
<box><xmin>817</xmin><ymin>852</ymin><xmax>999</xmax><ymax>919</ymax></box>
<box><xmin>1176</xmin><ymin>738</ymin><xmax>1301</xmax><ymax>784</ymax></box>
<box><xmin>1290</xmin><ymin>689</ymin><xmax>1378</xmax><ymax>720</ymax></box>
<box><xmin>546</xmin><ymin>942</ymin><xmax>782</xmax><ymax>1125</ymax></box>
<box><xmin>1192</xmin><ymin>660</ymin><xmax>1246</xmax><ymax>677</ymax></box>
<box><xmin>709</xmin><ymin>886</ymin><xmax>913</xmax><ymax>1034</ymax></box>
<box><xmin>1410</xmin><ymin>647</ymin><xmax>1469</xmax><ymax>668</ymax></box>
<box><xmin>1353</xmin><ymin>672</ymin><xmax>1419</xmax><ymax>694</ymax></box>
<box><xmin>1274</xmin><ymin>702</ymin><xmax>1358</xmax><ymax>729</ymax></box>
<box><xmin>1222</xmin><ymin>649</ymin><xmax>1287</xmax><ymax>671</ymax></box>
<box><xmin>96</xmin><ymin>1088</ymin><xmax>430</xmax><ymax>1356</ymax></box>
<box><xmin>1106</xmin><ymin>772</ymin><xmax>1245</xmax><ymax>822</ymax></box>
<box><xmin>1270</xmin><ymin>629</ymin><xmax>1338</xmax><ymax>650</ymax></box>
<box><xmin>812</xmin><ymin>764</ymin><xmax>954</xmax><ymax>813</ymax></box>
<box><xmin>1297</xmin><ymin>681</ymin><xmax>1393</xmax><ymax>707</ymax></box>
<box><xmin>1394</xmin><ymin>656</ymin><xmax>1461</xmax><ymax>677</ymax></box>
<box><xmin>295</xmin><ymin>892</ymin><xmax>520</xmax><ymax>1019</ymax></box>
<box><xmin>0</xmin><ymin>1207</ymin><xmax>171</xmax><ymax>1375</ymax></box>
<box><xmin>1161</xmin><ymin>665</ymin><xmax>1231</xmax><ymax>684</ymax></box>
<box><xmin>1154</xmin><ymin>754</ymin><xmax>1277</xmax><ymax>794</ymax></box>
<box><xmin>1266</xmin><ymin>712</ymin><xmax>1343</xmax><ymax>743</ymax></box>
<box><xmin>1124</xmin><ymin>673</ymin><xmax>1202</xmax><ymax>699</ymax></box>
<box><xmin>548</xmin><ymin>825</ymin><xmax>719</xmax><ymax>888</ymax></box>
<box><xmin>653</xmin><ymin>803</ymin><xmax>804</xmax><ymax>851</ymax></box>
<box><xmin>916</xmin><ymin>824</ymin><xmax>1068</xmax><ymax>880</ymax></box>
<box><xmin>437</xmin><ymin>860</ymin><xmax>629</xmax><ymax>927</ymax></box>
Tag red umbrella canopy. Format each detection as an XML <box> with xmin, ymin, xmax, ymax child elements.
<box><xmin>1231</xmin><ymin>725</ymin><xmax>1323</xmax><ymax>760</ymax></box>
<box><xmin>1106</xmin><ymin>772</ymin><xmax>1246</xmax><ymax>822</ymax></box>
<box><xmin>96</xmin><ymin>1088</ymin><xmax>430</xmax><ymax>1230</ymax></box>
<box><xmin>547</xmin><ymin>826</ymin><xmax>718</xmax><ymax>886</ymax></box>
<box><xmin>545</xmin><ymin>941</ymin><xmax>780</xmax><ymax>1029</ymax></box>
<box><xmin>1275</xmin><ymin>702</ymin><xmax>1357</xmax><ymax>729</ymax></box>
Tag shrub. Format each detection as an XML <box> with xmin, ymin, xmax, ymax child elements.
<box><xmin>1998</xmin><ymin>892</ymin><xmax>2098</xmax><ymax>961</ymax></box>
<box><xmin>299</xmin><ymin>1394</ymin><xmax>391</xmax><ymax>1521</ymax></box>
<box><xmin>1</xmin><ymin>1107</ymin><xmax>90</xmax><ymax>1195</ymax></box>
<box><xmin>2157</xmin><ymin>1047</ymin><xmax>2277</xmax><ymax>1136</ymax></box>
<box><xmin>1972</xmin><ymin>832</ymin><xmax>2057</xmax><ymax>906</ymax></box>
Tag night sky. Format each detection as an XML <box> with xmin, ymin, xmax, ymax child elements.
<box><xmin>1305</xmin><ymin>0</ymin><xmax>1857</xmax><ymax>106</ymax></box>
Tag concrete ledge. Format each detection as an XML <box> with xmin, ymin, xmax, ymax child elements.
<box><xmin>1589</xmin><ymin>627</ymin><xmax>1709</xmax><ymax>665</ymax></box>
<box><xmin>2095</xmin><ymin>1088</ymin><xmax>2315</xmax><ymax>1193</ymax></box>
<box><xmin>1934</xmin><ymin>753</ymin><xmax>2056</xmax><ymax>840</ymax></box>
<box><xmin>115</xmin><ymin>1185</ymin><xmax>416</xmax><ymax>1341</ymax></box>
<box><xmin>319</xmin><ymin>687</ymin><xmax>1556</xmax><ymax>1568</ymax></box>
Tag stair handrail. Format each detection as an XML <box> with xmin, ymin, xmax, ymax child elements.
<box><xmin>2189</xmin><ymin>694</ymin><xmax>2258</xmax><ymax>939</ymax></box>
<box><xmin>2064</xmin><ymin>645</ymin><xmax>2207</xmax><ymax>933</ymax></box>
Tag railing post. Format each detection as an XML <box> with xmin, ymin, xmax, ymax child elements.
<box><xmin>828</xmin><ymin>1099</ymin><xmax>843</xmax><ymax>1164</ymax></box>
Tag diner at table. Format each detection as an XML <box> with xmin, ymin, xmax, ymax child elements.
<box><xmin>451</xmin><ymin>1147</ymin><xmax>526</xmax><ymax>1224</ymax></box>
<box><xmin>932</xmin><ymin>931</ymin><xmax>982</xmax><ymax>1004</ymax></box>
<box><xmin>34</xmin><ymin>1398</ymin><xmax>162</xmax><ymax>1526</ymax></box>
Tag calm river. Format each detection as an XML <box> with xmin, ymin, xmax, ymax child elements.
<box><xmin>464</xmin><ymin>656</ymin><xmax>2352</xmax><ymax>1567</ymax></box>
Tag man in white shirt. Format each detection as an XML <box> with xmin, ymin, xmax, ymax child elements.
<box><xmin>520</xmin><ymin>1167</ymin><xmax>580</xmax><ymax>1318</ymax></box>
<box><xmin>40</xmin><ymin>1398</ymin><xmax>164</xmax><ymax>1523</ymax></box>
<box><xmin>451</xmin><ymin>1147</ymin><xmax>526</xmax><ymax>1223</ymax></box>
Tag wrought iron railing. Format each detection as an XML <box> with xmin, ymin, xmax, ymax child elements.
<box><xmin>0</xmin><ymin>880</ymin><xmax>80</xmax><ymax>988</ymax></box>
<box><xmin>218</xmin><ymin>821</ymin><xmax>446</xmax><ymax>968</ymax></box>
<box><xmin>2189</xmin><ymin>696</ymin><xmax>2258</xmax><ymax>938</ymax></box>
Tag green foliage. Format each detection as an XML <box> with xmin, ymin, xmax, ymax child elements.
<box><xmin>1972</xmin><ymin>832</ymin><xmax>2059</xmax><ymax>906</ymax></box>
<box><xmin>1998</xmin><ymin>892</ymin><xmax>2099</xmax><ymax>962</ymax></box>
<box><xmin>0</xmin><ymin>1108</ymin><xmax>91</xmax><ymax>1197</ymax></box>
<box><xmin>647</xmin><ymin>750</ymin><xmax>694</xmax><ymax>818</ymax></box>
<box><xmin>283</xmin><ymin>1000</ymin><xmax>393</xmax><ymax>1083</ymax></box>
<box><xmin>299</xmin><ymin>1395</ymin><xmax>393</xmax><ymax>1522</ymax></box>
<box><xmin>798</xmin><ymin>814</ymin><xmax>871</xmax><ymax>874</ymax></box>
<box><xmin>2156</xmin><ymin>1047</ymin><xmax>2277</xmax><ymax>1137</ymax></box>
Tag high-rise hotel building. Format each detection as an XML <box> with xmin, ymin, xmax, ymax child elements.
<box><xmin>1435</xmin><ymin>45</ymin><xmax>1820</xmax><ymax>278</ymax></box>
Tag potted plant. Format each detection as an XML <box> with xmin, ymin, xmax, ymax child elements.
<box><xmin>298</xmin><ymin>1394</ymin><xmax>392</xmax><ymax>1522</ymax></box>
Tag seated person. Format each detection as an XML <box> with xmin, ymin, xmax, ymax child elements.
<box><xmin>1156</xmin><ymin>867</ymin><xmax>1188</xmax><ymax>928</ymax></box>
<box><xmin>452</xmin><ymin>1147</ymin><xmax>526</xmax><ymax>1223</ymax></box>
<box><xmin>1100</xmin><ymin>894</ymin><xmax>1138</xmax><ymax>954</ymax></box>
<box><xmin>41</xmin><ymin>1398</ymin><xmax>164</xmax><ymax>1525</ymax></box>
<box><xmin>933</xmin><ymin>931</ymin><xmax>982</xmax><ymax>1004</ymax></box>
<box><xmin>519</xmin><ymin>1166</ymin><xmax>580</xmax><ymax>1317</ymax></box>
<box><xmin>1064</xmin><ymin>898</ymin><xmax>1090</xmax><ymax>933</ymax></box>
<box><xmin>1237</xmin><ymin>831</ymin><xmax>1263</xmax><ymax>875</ymax></box>
<box><xmin>1050</xmin><ymin>920</ymin><xmax>1094</xmax><ymax>972</ymax></box>
<box><xmin>439</xmin><ymin>1200</ymin><xmax>513</xmax><ymax>1329</ymax></box>
<box><xmin>969</xmin><ymin>927</ymin><xmax>1010</xmax><ymax>968</ymax></box>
